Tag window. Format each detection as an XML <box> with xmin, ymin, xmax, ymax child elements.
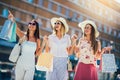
<box><xmin>65</xmin><ymin>8</ymin><xmax>70</xmax><ymax>17</ymax></box>
<box><xmin>109</xmin><ymin>28</ymin><xmax>112</xmax><ymax>35</ymax></box>
<box><xmin>48</xmin><ymin>2</ymin><xmax>53</xmax><ymax>10</ymax></box>
<box><xmin>78</xmin><ymin>15</ymin><xmax>83</xmax><ymax>22</ymax></box>
<box><xmin>114</xmin><ymin>30</ymin><xmax>117</xmax><ymax>37</ymax></box>
<box><xmin>15</xmin><ymin>11</ymin><xmax>21</xmax><ymax>21</ymax></box>
<box><xmin>72</xmin><ymin>12</ymin><xmax>77</xmax><ymax>21</ymax></box>
<box><xmin>98</xmin><ymin>23</ymin><xmax>102</xmax><ymax>31</ymax></box>
<box><xmin>46</xmin><ymin>20</ymin><xmax>51</xmax><ymax>29</ymax></box>
<box><xmin>38</xmin><ymin>0</ymin><xmax>44</xmax><ymax>7</ymax></box>
<box><xmin>104</xmin><ymin>25</ymin><xmax>107</xmax><ymax>33</ymax></box>
<box><xmin>102</xmin><ymin>40</ymin><xmax>106</xmax><ymax>47</ymax></box>
<box><xmin>2</xmin><ymin>8</ymin><xmax>8</xmax><ymax>17</ymax></box>
<box><xmin>37</xmin><ymin>18</ymin><xmax>43</xmax><ymax>28</ymax></box>
<box><xmin>27</xmin><ymin>0</ymin><xmax>33</xmax><ymax>3</ymax></box>
<box><xmin>118</xmin><ymin>32</ymin><xmax>120</xmax><ymax>38</ymax></box>
<box><xmin>57</xmin><ymin>5</ymin><xmax>62</xmax><ymax>13</ymax></box>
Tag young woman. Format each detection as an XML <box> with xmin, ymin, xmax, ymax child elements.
<box><xmin>74</xmin><ymin>20</ymin><xmax>111</xmax><ymax>80</ymax></box>
<box><xmin>43</xmin><ymin>17</ymin><xmax>76</xmax><ymax>80</ymax></box>
<box><xmin>8</xmin><ymin>12</ymin><xmax>41</xmax><ymax>80</ymax></box>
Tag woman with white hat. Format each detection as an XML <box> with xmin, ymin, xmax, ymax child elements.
<box><xmin>74</xmin><ymin>20</ymin><xmax>111</xmax><ymax>80</ymax></box>
<box><xmin>43</xmin><ymin>17</ymin><xmax>76</xmax><ymax>80</ymax></box>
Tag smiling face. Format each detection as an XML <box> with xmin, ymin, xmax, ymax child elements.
<box><xmin>84</xmin><ymin>24</ymin><xmax>92</xmax><ymax>36</ymax></box>
<box><xmin>28</xmin><ymin>20</ymin><xmax>37</xmax><ymax>31</ymax></box>
<box><xmin>54</xmin><ymin>20</ymin><xmax>62</xmax><ymax>31</ymax></box>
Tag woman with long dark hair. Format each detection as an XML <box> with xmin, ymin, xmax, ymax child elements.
<box><xmin>74</xmin><ymin>20</ymin><xmax>111</xmax><ymax>80</ymax></box>
<box><xmin>8</xmin><ymin>12</ymin><xmax>41</xmax><ymax>80</ymax></box>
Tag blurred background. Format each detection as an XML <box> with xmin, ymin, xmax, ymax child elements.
<box><xmin>0</xmin><ymin>0</ymin><xmax>120</xmax><ymax>80</ymax></box>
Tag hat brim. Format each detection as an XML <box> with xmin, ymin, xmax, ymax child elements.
<box><xmin>51</xmin><ymin>17</ymin><xmax>69</xmax><ymax>33</ymax></box>
<box><xmin>78</xmin><ymin>20</ymin><xmax>99</xmax><ymax>38</ymax></box>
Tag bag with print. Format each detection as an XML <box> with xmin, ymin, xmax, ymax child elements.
<box><xmin>99</xmin><ymin>52</ymin><xmax>117</xmax><ymax>73</ymax></box>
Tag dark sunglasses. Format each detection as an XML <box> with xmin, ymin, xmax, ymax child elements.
<box><xmin>54</xmin><ymin>22</ymin><xmax>61</xmax><ymax>25</ymax></box>
<box><xmin>28</xmin><ymin>22</ymin><xmax>36</xmax><ymax>26</ymax></box>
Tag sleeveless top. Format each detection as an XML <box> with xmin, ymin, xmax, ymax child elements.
<box><xmin>78</xmin><ymin>39</ymin><xmax>97</xmax><ymax>66</ymax></box>
<box><xmin>17</xmin><ymin>40</ymin><xmax>36</xmax><ymax>68</ymax></box>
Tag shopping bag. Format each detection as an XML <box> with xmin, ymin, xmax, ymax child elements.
<box><xmin>36</xmin><ymin>53</ymin><xmax>53</xmax><ymax>72</ymax></box>
<box><xmin>100</xmin><ymin>53</ymin><xmax>117</xmax><ymax>73</ymax></box>
<box><xmin>0</xmin><ymin>19</ymin><xmax>16</xmax><ymax>42</ymax></box>
<box><xmin>9</xmin><ymin>36</ymin><xmax>26</xmax><ymax>63</ymax></box>
<box><xmin>9</xmin><ymin>43</ymin><xmax>21</xmax><ymax>63</ymax></box>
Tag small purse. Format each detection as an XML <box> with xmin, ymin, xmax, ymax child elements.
<box><xmin>36</xmin><ymin>52</ymin><xmax>53</xmax><ymax>72</ymax></box>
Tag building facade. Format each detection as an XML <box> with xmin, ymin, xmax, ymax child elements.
<box><xmin>0</xmin><ymin>0</ymin><xmax>120</xmax><ymax>80</ymax></box>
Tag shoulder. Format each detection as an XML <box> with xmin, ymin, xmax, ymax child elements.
<box><xmin>64</xmin><ymin>34</ymin><xmax>70</xmax><ymax>38</ymax></box>
<box><xmin>48</xmin><ymin>34</ymin><xmax>55</xmax><ymax>39</ymax></box>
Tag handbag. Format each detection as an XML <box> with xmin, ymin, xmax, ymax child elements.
<box><xmin>9</xmin><ymin>36</ymin><xmax>26</xmax><ymax>63</ymax></box>
<box><xmin>99</xmin><ymin>52</ymin><xmax>117</xmax><ymax>73</ymax></box>
<box><xmin>0</xmin><ymin>19</ymin><xmax>16</xmax><ymax>42</ymax></box>
<box><xmin>36</xmin><ymin>52</ymin><xmax>53</xmax><ymax>72</ymax></box>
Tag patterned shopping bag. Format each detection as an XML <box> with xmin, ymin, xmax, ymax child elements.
<box><xmin>100</xmin><ymin>54</ymin><xmax>117</xmax><ymax>73</ymax></box>
<box><xmin>0</xmin><ymin>19</ymin><xmax>16</xmax><ymax>42</ymax></box>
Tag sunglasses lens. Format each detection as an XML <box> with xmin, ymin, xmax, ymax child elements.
<box><xmin>29</xmin><ymin>22</ymin><xmax>36</xmax><ymax>25</ymax></box>
<box><xmin>54</xmin><ymin>22</ymin><xmax>61</xmax><ymax>25</ymax></box>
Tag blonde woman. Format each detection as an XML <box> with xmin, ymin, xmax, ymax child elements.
<box><xmin>43</xmin><ymin>17</ymin><xmax>76</xmax><ymax>80</ymax></box>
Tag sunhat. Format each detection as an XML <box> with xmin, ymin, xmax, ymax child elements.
<box><xmin>51</xmin><ymin>17</ymin><xmax>69</xmax><ymax>33</ymax></box>
<box><xmin>78</xmin><ymin>20</ymin><xmax>99</xmax><ymax>38</ymax></box>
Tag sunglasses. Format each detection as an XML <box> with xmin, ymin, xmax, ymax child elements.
<box><xmin>54</xmin><ymin>22</ymin><xmax>61</xmax><ymax>25</ymax></box>
<box><xmin>84</xmin><ymin>27</ymin><xmax>91</xmax><ymax>30</ymax></box>
<box><xmin>28</xmin><ymin>22</ymin><xmax>36</xmax><ymax>26</ymax></box>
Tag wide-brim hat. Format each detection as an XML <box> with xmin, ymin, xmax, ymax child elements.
<box><xmin>78</xmin><ymin>20</ymin><xmax>99</xmax><ymax>38</ymax></box>
<box><xmin>51</xmin><ymin>17</ymin><xmax>69</xmax><ymax>33</ymax></box>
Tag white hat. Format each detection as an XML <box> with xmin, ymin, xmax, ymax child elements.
<box><xmin>51</xmin><ymin>17</ymin><xmax>69</xmax><ymax>33</ymax></box>
<box><xmin>78</xmin><ymin>20</ymin><xmax>99</xmax><ymax>38</ymax></box>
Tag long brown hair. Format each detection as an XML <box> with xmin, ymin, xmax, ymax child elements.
<box><xmin>84</xmin><ymin>24</ymin><xmax>98</xmax><ymax>54</ymax></box>
<box><xmin>26</xmin><ymin>20</ymin><xmax>40</xmax><ymax>41</ymax></box>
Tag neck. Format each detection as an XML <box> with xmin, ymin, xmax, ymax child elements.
<box><xmin>29</xmin><ymin>31</ymin><xmax>34</xmax><ymax>37</ymax></box>
<box><xmin>56</xmin><ymin>30</ymin><xmax>62</xmax><ymax>38</ymax></box>
<box><xmin>85</xmin><ymin>35</ymin><xmax>90</xmax><ymax>41</ymax></box>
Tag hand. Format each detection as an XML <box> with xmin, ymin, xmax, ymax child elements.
<box><xmin>102</xmin><ymin>46</ymin><xmax>112</xmax><ymax>53</ymax></box>
<box><xmin>8</xmin><ymin>10</ymin><xmax>14</xmax><ymax>21</ymax></box>
<box><xmin>43</xmin><ymin>35</ymin><xmax>48</xmax><ymax>43</ymax></box>
<box><xmin>71</xmin><ymin>34</ymin><xmax>78</xmax><ymax>45</ymax></box>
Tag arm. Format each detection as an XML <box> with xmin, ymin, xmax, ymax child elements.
<box><xmin>35</xmin><ymin>39</ymin><xmax>41</xmax><ymax>57</ymax></box>
<box><xmin>43</xmin><ymin>35</ymin><xmax>50</xmax><ymax>53</ymax></box>
<box><xmin>8</xmin><ymin>11</ymin><xmax>24</xmax><ymax>38</ymax></box>
<box><xmin>67</xmin><ymin>34</ymin><xmax>77</xmax><ymax>55</ymax></box>
<box><xmin>95</xmin><ymin>41</ymin><xmax>112</xmax><ymax>59</ymax></box>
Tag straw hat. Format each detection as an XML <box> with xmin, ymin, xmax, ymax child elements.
<box><xmin>78</xmin><ymin>20</ymin><xmax>99</xmax><ymax>38</ymax></box>
<box><xmin>51</xmin><ymin>17</ymin><xmax>69</xmax><ymax>33</ymax></box>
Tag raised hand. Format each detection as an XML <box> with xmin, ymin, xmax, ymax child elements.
<box><xmin>71</xmin><ymin>34</ymin><xmax>78</xmax><ymax>45</ymax></box>
<box><xmin>8</xmin><ymin>10</ymin><xmax>14</xmax><ymax>21</ymax></box>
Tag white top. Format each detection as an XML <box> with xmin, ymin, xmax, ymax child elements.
<box><xmin>17</xmin><ymin>41</ymin><xmax>36</xmax><ymax>69</ymax></box>
<box><xmin>48</xmin><ymin>34</ymin><xmax>71</xmax><ymax>57</ymax></box>
<box><xmin>78</xmin><ymin>38</ymin><xmax>97</xmax><ymax>66</ymax></box>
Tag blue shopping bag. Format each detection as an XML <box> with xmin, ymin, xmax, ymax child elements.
<box><xmin>0</xmin><ymin>19</ymin><xmax>16</xmax><ymax>42</ymax></box>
